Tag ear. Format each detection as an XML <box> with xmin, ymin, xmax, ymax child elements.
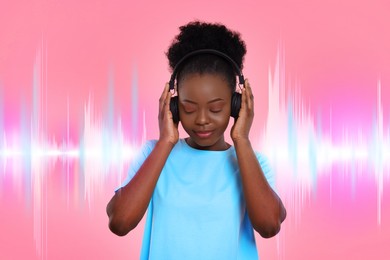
<box><xmin>174</xmin><ymin>83</ymin><xmax>178</xmax><ymax>94</ymax></box>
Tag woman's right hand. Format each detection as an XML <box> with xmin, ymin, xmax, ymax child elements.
<box><xmin>107</xmin><ymin>85</ymin><xmax>179</xmax><ymax>237</ymax></box>
<box><xmin>158</xmin><ymin>83</ymin><xmax>179</xmax><ymax>146</ymax></box>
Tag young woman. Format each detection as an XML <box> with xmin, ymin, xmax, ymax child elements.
<box><xmin>107</xmin><ymin>21</ymin><xmax>286</xmax><ymax>259</ymax></box>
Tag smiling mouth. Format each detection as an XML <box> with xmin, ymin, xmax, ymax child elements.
<box><xmin>194</xmin><ymin>131</ymin><xmax>213</xmax><ymax>138</ymax></box>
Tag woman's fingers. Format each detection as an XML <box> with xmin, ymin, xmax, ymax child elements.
<box><xmin>245</xmin><ymin>79</ymin><xmax>254</xmax><ymax>111</ymax></box>
<box><xmin>164</xmin><ymin>88</ymin><xmax>172</xmax><ymax>119</ymax></box>
<box><xmin>158</xmin><ymin>83</ymin><xmax>179</xmax><ymax>145</ymax></box>
<box><xmin>159</xmin><ymin>83</ymin><xmax>175</xmax><ymax>125</ymax></box>
<box><xmin>159</xmin><ymin>83</ymin><xmax>169</xmax><ymax>114</ymax></box>
<box><xmin>239</xmin><ymin>79</ymin><xmax>254</xmax><ymax>119</ymax></box>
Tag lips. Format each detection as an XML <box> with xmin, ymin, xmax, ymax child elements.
<box><xmin>194</xmin><ymin>130</ymin><xmax>214</xmax><ymax>138</ymax></box>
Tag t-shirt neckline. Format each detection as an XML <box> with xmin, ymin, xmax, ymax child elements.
<box><xmin>181</xmin><ymin>138</ymin><xmax>233</xmax><ymax>154</ymax></box>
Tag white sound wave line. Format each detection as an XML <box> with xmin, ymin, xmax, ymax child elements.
<box><xmin>262</xmin><ymin>45</ymin><xmax>389</xmax><ymax>227</ymax></box>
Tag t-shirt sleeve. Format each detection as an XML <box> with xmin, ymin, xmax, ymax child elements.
<box><xmin>255</xmin><ymin>152</ymin><xmax>277</xmax><ymax>192</ymax></box>
<box><xmin>115</xmin><ymin>140</ymin><xmax>157</xmax><ymax>191</ymax></box>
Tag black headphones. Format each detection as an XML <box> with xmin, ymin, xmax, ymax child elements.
<box><xmin>169</xmin><ymin>49</ymin><xmax>245</xmax><ymax>124</ymax></box>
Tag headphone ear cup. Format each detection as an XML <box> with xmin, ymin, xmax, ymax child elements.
<box><xmin>170</xmin><ymin>96</ymin><xmax>180</xmax><ymax>124</ymax></box>
<box><xmin>231</xmin><ymin>92</ymin><xmax>242</xmax><ymax>120</ymax></box>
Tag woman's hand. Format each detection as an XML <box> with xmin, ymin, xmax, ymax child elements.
<box><xmin>158</xmin><ymin>83</ymin><xmax>179</xmax><ymax>146</ymax></box>
<box><xmin>107</xmin><ymin>85</ymin><xmax>179</xmax><ymax>237</ymax></box>
<box><xmin>231</xmin><ymin>79</ymin><xmax>254</xmax><ymax>143</ymax></box>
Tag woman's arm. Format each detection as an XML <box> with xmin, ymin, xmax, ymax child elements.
<box><xmin>231</xmin><ymin>80</ymin><xmax>286</xmax><ymax>238</ymax></box>
<box><xmin>234</xmin><ymin>139</ymin><xmax>286</xmax><ymax>238</ymax></box>
<box><xmin>106</xmin><ymin>84</ymin><xmax>178</xmax><ymax>236</ymax></box>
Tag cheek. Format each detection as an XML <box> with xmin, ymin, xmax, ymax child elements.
<box><xmin>178</xmin><ymin>111</ymin><xmax>193</xmax><ymax>129</ymax></box>
<box><xmin>210</xmin><ymin>112</ymin><xmax>231</xmax><ymax>127</ymax></box>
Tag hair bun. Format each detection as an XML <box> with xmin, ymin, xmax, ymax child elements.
<box><xmin>167</xmin><ymin>21</ymin><xmax>247</xmax><ymax>71</ymax></box>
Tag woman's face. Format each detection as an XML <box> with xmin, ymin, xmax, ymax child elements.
<box><xmin>178</xmin><ymin>73</ymin><xmax>232</xmax><ymax>151</ymax></box>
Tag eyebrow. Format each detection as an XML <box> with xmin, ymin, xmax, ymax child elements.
<box><xmin>182</xmin><ymin>98</ymin><xmax>225</xmax><ymax>104</ymax></box>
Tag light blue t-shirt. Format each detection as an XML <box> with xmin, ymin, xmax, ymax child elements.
<box><xmin>120</xmin><ymin>139</ymin><xmax>275</xmax><ymax>260</ymax></box>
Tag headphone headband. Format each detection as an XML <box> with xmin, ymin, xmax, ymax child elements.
<box><xmin>169</xmin><ymin>49</ymin><xmax>245</xmax><ymax>91</ymax></box>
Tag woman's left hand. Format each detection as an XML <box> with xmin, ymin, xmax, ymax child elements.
<box><xmin>231</xmin><ymin>79</ymin><xmax>254</xmax><ymax>143</ymax></box>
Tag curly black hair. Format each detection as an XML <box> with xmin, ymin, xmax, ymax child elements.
<box><xmin>166</xmin><ymin>21</ymin><xmax>247</xmax><ymax>91</ymax></box>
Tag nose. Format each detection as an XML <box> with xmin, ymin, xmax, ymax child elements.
<box><xmin>195</xmin><ymin>109</ymin><xmax>210</xmax><ymax>125</ymax></box>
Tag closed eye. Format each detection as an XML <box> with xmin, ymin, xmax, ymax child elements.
<box><xmin>209</xmin><ymin>100</ymin><xmax>225</xmax><ymax>113</ymax></box>
<box><xmin>183</xmin><ymin>109</ymin><xmax>195</xmax><ymax>114</ymax></box>
<box><xmin>182</xmin><ymin>104</ymin><xmax>197</xmax><ymax>114</ymax></box>
<box><xmin>209</xmin><ymin>105</ymin><xmax>224</xmax><ymax>113</ymax></box>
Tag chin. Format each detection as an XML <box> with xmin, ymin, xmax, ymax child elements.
<box><xmin>188</xmin><ymin>135</ymin><xmax>223</xmax><ymax>150</ymax></box>
<box><xmin>191</xmin><ymin>139</ymin><xmax>213</xmax><ymax>149</ymax></box>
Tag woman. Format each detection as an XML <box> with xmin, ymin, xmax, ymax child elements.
<box><xmin>107</xmin><ymin>21</ymin><xmax>286</xmax><ymax>259</ymax></box>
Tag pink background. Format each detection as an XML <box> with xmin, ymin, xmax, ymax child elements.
<box><xmin>1</xmin><ymin>0</ymin><xmax>389</xmax><ymax>259</ymax></box>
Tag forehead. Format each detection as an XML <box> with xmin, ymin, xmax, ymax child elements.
<box><xmin>178</xmin><ymin>73</ymin><xmax>231</xmax><ymax>100</ymax></box>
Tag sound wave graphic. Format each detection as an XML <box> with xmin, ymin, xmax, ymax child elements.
<box><xmin>262</xmin><ymin>47</ymin><xmax>390</xmax><ymax>226</ymax></box>
<box><xmin>0</xmin><ymin>46</ymin><xmax>389</xmax><ymax>257</ymax></box>
<box><xmin>0</xmin><ymin>47</ymin><xmax>141</xmax><ymax>258</ymax></box>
